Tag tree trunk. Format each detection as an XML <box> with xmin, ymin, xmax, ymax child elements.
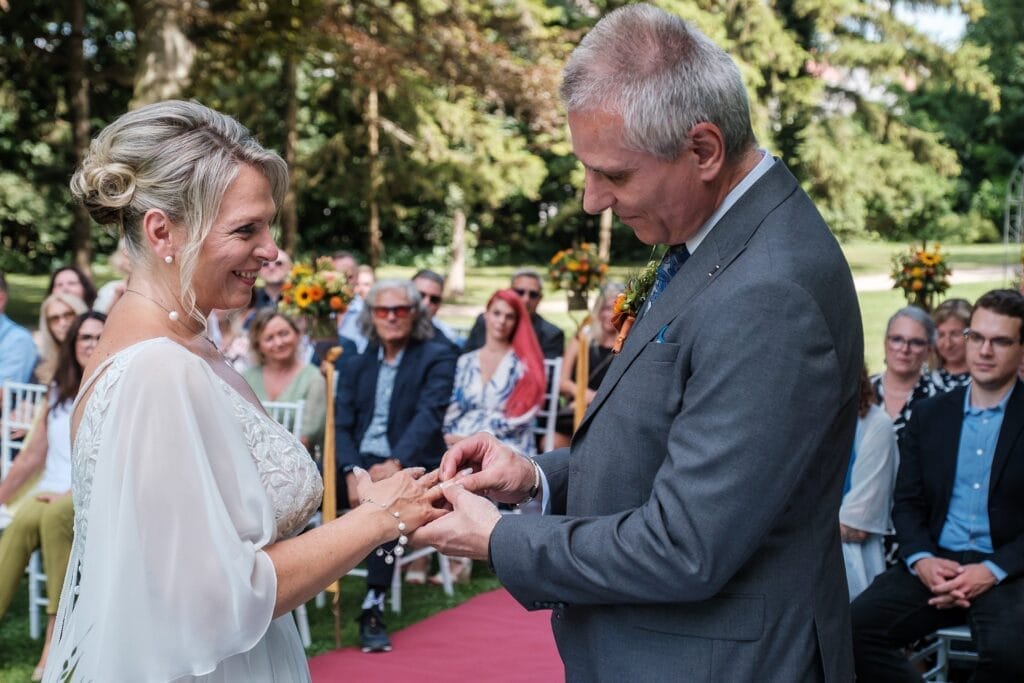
<box><xmin>448</xmin><ymin>206</ymin><xmax>467</xmax><ymax>298</ymax></box>
<box><xmin>69</xmin><ymin>0</ymin><xmax>92</xmax><ymax>276</ymax></box>
<box><xmin>598</xmin><ymin>207</ymin><xmax>612</xmax><ymax>264</ymax></box>
<box><xmin>280</xmin><ymin>55</ymin><xmax>299</xmax><ymax>254</ymax></box>
<box><xmin>366</xmin><ymin>86</ymin><xmax>383</xmax><ymax>267</ymax></box>
<box><xmin>130</xmin><ymin>0</ymin><xmax>195</xmax><ymax>106</ymax></box>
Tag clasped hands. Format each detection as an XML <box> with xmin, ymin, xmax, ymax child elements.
<box><xmin>351</xmin><ymin>433</ymin><xmax>536</xmax><ymax>561</ymax></box>
<box><xmin>912</xmin><ymin>556</ymin><xmax>997</xmax><ymax>609</ymax></box>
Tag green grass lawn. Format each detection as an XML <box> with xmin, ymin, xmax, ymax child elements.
<box><xmin>0</xmin><ymin>567</ymin><xmax>502</xmax><ymax>681</ymax></box>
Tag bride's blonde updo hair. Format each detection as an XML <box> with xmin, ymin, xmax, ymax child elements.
<box><xmin>70</xmin><ymin>100</ymin><xmax>288</xmax><ymax>328</ymax></box>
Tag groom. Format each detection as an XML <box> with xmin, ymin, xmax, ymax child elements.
<box><xmin>416</xmin><ymin>4</ymin><xmax>861</xmax><ymax>681</ymax></box>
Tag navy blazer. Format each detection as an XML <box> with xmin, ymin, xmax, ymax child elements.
<box><xmin>334</xmin><ymin>338</ymin><xmax>456</xmax><ymax>472</ymax></box>
<box><xmin>895</xmin><ymin>381</ymin><xmax>1024</xmax><ymax>578</ymax></box>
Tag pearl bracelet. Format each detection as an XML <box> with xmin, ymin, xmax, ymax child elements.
<box><xmin>361</xmin><ymin>496</ymin><xmax>408</xmax><ymax>565</ymax></box>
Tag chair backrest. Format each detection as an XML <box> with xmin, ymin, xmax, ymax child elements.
<box><xmin>1</xmin><ymin>381</ymin><xmax>49</xmax><ymax>480</ymax></box>
<box><xmin>262</xmin><ymin>400</ymin><xmax>305</xmax><ymax>439</ymax></box>
<box><xmin>533</xmin><ymin>357</ymin><xmax>562</xmax><ymax>454</ymax></box>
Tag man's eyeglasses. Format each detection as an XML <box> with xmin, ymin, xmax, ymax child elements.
<box><xmin>963</xmin><ymin>329</ymin><xmax>1019</xmax><ymax>350</ymax></box>
<box><xmin>372</xmin><ymin>305</ymin><xmax>413</xmax><ymax>320</ymax></box>
<box><xmin>886</xmin><ymin>335</ymin><xmax>929</xmax><ymax>351</ymax></box>
<box><xmin>512</xmin><ymin>288</ymin><xmax>541</xmax><ymax>300</ymax></box>
<box><xmin>46</xmin><ymin>311</ymin><xmax>77</xmax><ymax>325</ymax></box>
<box><xmin>76</xmin><ymin>333</ymin><xmax>101</xmax><ymax>344</ymax></box>
<box><xmin>418</xmin><ymin>291</ymin><xmax>443</xmax><ymax>306</ymax></box>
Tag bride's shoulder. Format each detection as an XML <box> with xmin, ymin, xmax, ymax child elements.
<box><xmin>113</xmin><ymin>337</ymin><xmax>212</xmax><ymax>383</ymax></box>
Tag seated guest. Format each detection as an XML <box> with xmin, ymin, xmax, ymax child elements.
<box><xmin>0</xmin><ymin>269</ymin><xmax>38</xmax><ymax>387</ymax></box>
<box><xmin>334</xmin><ymin>279</ymin><xmax>456</xmax><ymax>652</ymax></box>
<box><xmin>252</xmin><ymin>249</ymin><xmax>291</xmax><ymax>311</ymax></box>
<box><xmin>338</xmin><ymin>264</ymin><xmax>376</xmax><ymax>352</ymax></box>
<box><xmin>553</xmin><ymin>283</ymin><xmax>622</xmax><ymax>448</ymax></box>
<box><xmin>852</xmin><ymin>289</ymin><xmax>1024</xmax><ymax>681</ymax></box>
<box><xmin>841</xmin><ymin>364</ymin><xmax>899</xmax><ymax>600</ymax></box>
<box><xmin>412</xmin><ymin>268</ymin><xmax>462</xmax><ymax>351</ymax></box>
<box><xmin>870</xmin><ymin>306</ymin><xmax>939</xmax><ymax>437</ymax></box>
<box><xmin>463</xmin><ymin>269</ymin><xmax>565</xmax><ymax>359</ymax></box>
<box><xmin>931</xmin><ymin>297</ymin><xmax>972</xmax><ymax>391</ymax></box>
<box><xmin>46</xmin><ymin>265</ymin><xmax>96</xmax><ymax>309</ymax></box>
<box><xmin>242</xmin><ymin>309</ymin><xmax>326</xmax><ymax>451</ymax></box>
<box><xmin>208</xmin><ymin>307</ymin><xmax>253</xmax><ymax>373</ymax></box>
<box><xmin>439</xmin><ymin>289</ymin><xmax>546</xmax><ymax>585</ymax></box>
<box><xmin>0</xmin><ymin>312</ymin><xmax>105</xmax><ymax>680</ymax></box>
<box><xmin>32</xmin><ymin>293</ymin><xmax>88</xmax><ymax>385</ymax></box>
<box><xmin>92</xmin><ymin>238</ymin><xmax>132</xmax><ymax>314</ymax></box>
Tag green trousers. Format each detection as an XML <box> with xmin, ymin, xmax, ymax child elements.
<box><xmin>0</xmin><ymin>493</ymin><xmax>73</xmax><ymax>617</ymax></box>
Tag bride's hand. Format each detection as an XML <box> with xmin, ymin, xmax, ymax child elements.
<box><xmin>352</xmin><ymin>466</ymin><xmax>447</xmax><ymax>540</ymax></box>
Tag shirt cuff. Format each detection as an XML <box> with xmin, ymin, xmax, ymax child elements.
<box><xmin>982</xmin><ymin>560</ymin><xmax>1007</xmax><ymax>583</ymax></box>
<box><xmin>906</xmin><ymin>552</ymin><xmax>934</xmax><ymax>575</ymax></box>
<box><xmin>537</xmin><ymin>464</ymin><xmax>551</xmax><ymax>515</ymax></box>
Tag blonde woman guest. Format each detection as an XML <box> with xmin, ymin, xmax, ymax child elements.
<box><xmin>45</xmin><ymin>100</ymin><xmax>443</xmax><ymax>681</ymax></box>
<box><xmin>870</xmin><ymin>306</ymin><xmax>939</xmax><ymax>437</ymax></box>
<box><xmin>243</xmin><ymin>309</ymin><xmax>326</xmax><ymax>450</ymax></box>
<box><xmin>553</xmin><ymin>283</ymin><xmax>623</xmax><ymax>448</ymax></box>
<box><xmin>840</xmin><ymin>366</ymin><xmax>899</xmax><ymax>600</ymax></box>
<box><xmin>931</xmin><ymin>297</ymin><xmax>972</xmax><ymax>391</ymax></box>
<box><xmin>33</xmin><ymin>293</ymin><xmax>88</xmax><ymax>385</ymax></box>
<box><xmin>0</xmin><ymin>312</ymin><xmax>106</xmax><ymax>680</ymax></box>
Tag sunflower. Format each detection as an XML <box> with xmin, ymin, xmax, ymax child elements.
<box><xmin>294</xmin><ymin>283</ymin><xmax>312</xmax><ymax>309</ymax></box>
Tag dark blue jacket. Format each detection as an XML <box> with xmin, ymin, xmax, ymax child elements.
<box><xmin>334</xmin><ymin>338</ymin><xmax>456</xmax><ymax>473</ymax></box>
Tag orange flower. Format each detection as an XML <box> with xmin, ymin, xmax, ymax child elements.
<box><xmin>911</xmin><ymin>279</ymin><xmax>923</xmax><ymax>291</ymax></box>
<box><xmin>309</xmin><ymin>284</ymin><xmax>325</xmax><ymax>301</ymax></box>
<box><xmin>613</xmin><ymin>292</ymin><xmax>627</xmax><ymax>314</ymax></box>
<box><xmin>329</xmin><ymin>295</ymin><xmax>345</xmax><ymax>311</ymax></box>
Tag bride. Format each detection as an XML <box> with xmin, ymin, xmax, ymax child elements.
<box><xmin>43</xmin><ymin>100</ymin><xmax>445</xmax><ymax>681</ymax></box>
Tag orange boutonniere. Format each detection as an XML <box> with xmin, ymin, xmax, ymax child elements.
<box><xmin>611</xmin><ymin>259</ymin><xmax>659</xmax><ymax>353</ymax></box>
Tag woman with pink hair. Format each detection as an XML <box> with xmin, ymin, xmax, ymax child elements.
<box><xmin>444</xmin><ymin>289</ymin><xmax>546</xmax><ymax>456</ymax></box>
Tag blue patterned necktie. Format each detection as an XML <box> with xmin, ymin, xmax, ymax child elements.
<box><xmin>646</xmin><ymin>244</ymin><xmax>690</xmax><ymax>309</ymax></box>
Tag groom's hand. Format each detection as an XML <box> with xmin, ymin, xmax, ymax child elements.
<box><xmin>410</xmin><ymin>483</ymin><xmax>501</xmax><ymax>561</ymax></box>
<box><xmin>439</xmin><ymin>432</ymin><xmax>537</xmax><ymax>505</ymax></box>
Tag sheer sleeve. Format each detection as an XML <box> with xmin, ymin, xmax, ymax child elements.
<box><xmin>49</xmin><ymin>343</ymin><xmax>280</xmax><ymax>680</ymax></box>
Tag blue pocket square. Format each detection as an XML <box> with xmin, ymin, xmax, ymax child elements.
<box><xmin>655</xmin><ymin>323</ymin><xmax>669</xmax><ymax>343</ymax></box>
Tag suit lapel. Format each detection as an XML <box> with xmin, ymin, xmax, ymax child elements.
<box><xmin>574</xmin><ymin>160</ymin><xmax>800</xmax><ymax>436</ymax></box>
<box><xmin>934</xmin><ymin>389</ymin><xmax>966</xmax><ymax>508</ymax></box>
<box><xmin>990</xmin><ymin>380</ymin><xmax>1024</xmax><ymax>491</ymax></box>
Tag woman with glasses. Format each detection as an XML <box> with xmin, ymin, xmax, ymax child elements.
<box><xmin>870</xmin><ymin>306</ymin><xmax>939</xmax><ymax>437</ymax></box>
<box><xmin>931</xmin><ymin>298</ymin><xmax>972</xmax><ymax>391</ymax></box>
<box><xmin>0</xmin><ymin>311</ymin><xmax>105</xmax><ymax>680</ymax></box>
<box><xmin>242</xmin><ymin>309</ymin><xmax>326</xmax><ymax>451</ymax></box>
<box><xmin>32</xmin><ymin>293</ymin><xmax>88</xmax><ymax>384</ymax></box>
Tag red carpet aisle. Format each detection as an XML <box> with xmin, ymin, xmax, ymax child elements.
<box><xmin>308</xmin><ymin>589</ymin><xmax>563</xmax><ymax>682</ymax></box>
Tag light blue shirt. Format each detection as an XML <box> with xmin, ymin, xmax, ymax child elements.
<box><xmin>0</xmin><ymin>313</ymin><xmax>38</xmax><ymax>385</ymax></box>
<box><xmin>358</xmin><ymin>346</ymin><xmax>404</xmax><ymax>458</ymax></box>
<box><xmin>338</xmin><ymin>296</ymin><xmax>368</xmax><ymax>353</ymax></box>
<box><xmin>906</xmin><ymin>385</ymin><xmax>1011</xmax><ymax>582</ymax></box>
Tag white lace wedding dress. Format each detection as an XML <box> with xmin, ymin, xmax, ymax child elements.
<box><xmin>44</xmin><ymin>338</ymin><xmax>323</xmax><ymax>682</ymax></box>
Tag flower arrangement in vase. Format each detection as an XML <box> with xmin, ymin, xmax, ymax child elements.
<box><xmin>279</xmin><ymin>256</ymin><xmax>354</xmax><ymax>338</ymax></box>
<box><xmin>891</xmin><ymin>241</ymin><xmax>951</xmax><ymax>313</ymax></box>
<box><xmin>549</xmin><ymin>242</ymin><xmax>608</xmax><ymax>311</ymax></box>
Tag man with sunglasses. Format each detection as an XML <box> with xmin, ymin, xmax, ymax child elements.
<box><xmin>412</xmin><ymin>269</ymin><xmax>462</xmax><ymax>352</ymax></box>
<box><xmin>333</xmin><ymin>279</ymin><xmax>456</xmax><ymax>653</ymax></box>
<box><xmin>252</xmin><ymin>249</ymin><xmax>292</xmax><ymax>311</ymax></box>
<box><xmin>462</xmin><ymin>269</ymin><xmax>565</xmax><ymax>360</ymax></box>
<box><xmin>853</xmin><ymin>289</ymin><xmax>1024</xmax><ymax>681</ymax></box>
<box><xmin>0</xmin><ymin>269</ymin><xmax>38</xmax><ymax>389</ymax></box>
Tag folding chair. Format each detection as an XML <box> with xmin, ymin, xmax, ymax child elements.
<box><xmin>532</xmin><ymin>358</ymin><xmax>562</xmax><ymax>454</ymax></box>
<box><xmin>1</xmin><ymin>381</ymin><xmax>49</xmax><ymax>480</ymax></box>
<box><xmin>26</xmin><ymin>551</ymin><xmax>48</xmax><ymax>640</ymax></box>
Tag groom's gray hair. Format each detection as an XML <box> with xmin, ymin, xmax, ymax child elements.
<box><xmin>560</xmin><ymin>3</ymin><xmax>756</xmax><ymax>163</ymax></box>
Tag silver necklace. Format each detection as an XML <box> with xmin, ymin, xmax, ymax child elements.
<box><xmin>125</xmin><ymin>289</ymin><xmax>191</xmax><ymax>328</ymax></box>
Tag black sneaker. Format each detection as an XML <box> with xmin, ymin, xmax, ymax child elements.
<box><xmin>359</xmin><ymin>606</ymin><xmax>392</xmax><ymax>653</ymax></box>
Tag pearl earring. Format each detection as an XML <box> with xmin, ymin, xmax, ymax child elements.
<box><xmin>164</xmin><ymin>255</ymin><xmax>174</xmax><ymax>265</ymax></box>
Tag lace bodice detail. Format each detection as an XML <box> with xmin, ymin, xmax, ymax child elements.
<box><xmin>70</xmin><ymin>340</ymin><xmax>322</xmax><ymax>556</ymax></box>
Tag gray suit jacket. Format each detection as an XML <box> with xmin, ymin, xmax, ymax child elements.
<box><xmin>490</xmin><ymin>161</ymin><xmax>862</xmax><ymax>682</ymax></box>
